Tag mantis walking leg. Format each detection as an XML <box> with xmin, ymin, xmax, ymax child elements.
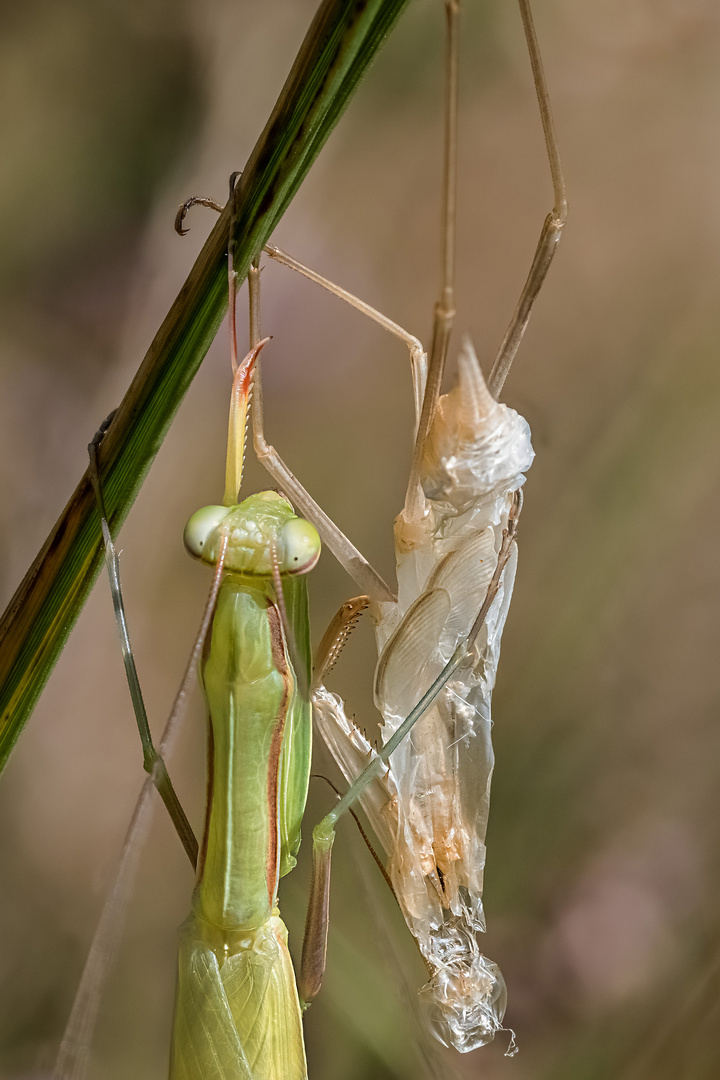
<box><xmin>88</xmin><ymin>421</ymin><xmax>199</xmax><ymax>869</ymax></box>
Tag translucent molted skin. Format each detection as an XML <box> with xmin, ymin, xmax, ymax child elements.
<box><xmin>313</xmin><ymin>340</ymin><xmax>532</xmax><ymax>1052</ymax></box>
<box><xmin>418</xmin><ymin>919</ymin><xmax>508</xmax><ymax>1053</ymax></box>
<box><xmin>184</xmin><ymin>491</ymin><xmax>321</xmax><ymax>577</ymax></box>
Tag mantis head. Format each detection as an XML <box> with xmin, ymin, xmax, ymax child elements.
<box><xmin>184</xmin><ymin>491</ymin><xmax>321</xmax><ymax>577</ymax></box>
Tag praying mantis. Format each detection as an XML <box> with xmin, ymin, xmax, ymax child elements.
<box><xmin>7</xmin><ymin>0</ymin><xmax>565</xmax><ymax>1076</ymax></box>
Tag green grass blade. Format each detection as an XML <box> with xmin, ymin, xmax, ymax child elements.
<box><xmin>0</xmin><ymin>0</ymin><xmax>410</xmax><ymax>773</ymax></box>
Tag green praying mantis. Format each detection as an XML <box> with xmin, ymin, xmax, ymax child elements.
<box><xmin>51</xmin><ymin>0</ymin><xmax>566</xmax><ymax>1076</ymax></box>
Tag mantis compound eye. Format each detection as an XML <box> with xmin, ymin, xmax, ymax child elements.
<box><xmin>278</xmin><ymin>517</ymin><xmax>321</xmax><ymax>575</ymax></box>
<box><xmin>183</xmin><ymin>505</ymin><xmax>229</xmax><ymax>563</ymax></box>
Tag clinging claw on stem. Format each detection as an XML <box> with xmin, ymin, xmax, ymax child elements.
<box><xmin>174</xmin><ymin>195</ymin><xmax>224</xmax><ymax>236</ymax></box>
<box><xmin>174</xmin><ymin>171</ymin><xmax>242</xmax><ymax>235</ymax></box>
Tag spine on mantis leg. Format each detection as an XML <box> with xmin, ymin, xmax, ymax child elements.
<box><xmin>171</xmin><ymin>491</ymin><xmax>320</xmax><ymax>1080</ymax></box>
<box><xmin>313</xmin><ymin>341</ymin><xmax>532</xmax><ymax>1053</ymax></box>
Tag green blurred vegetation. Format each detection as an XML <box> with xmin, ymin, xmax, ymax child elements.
<box><xmin>2</xmin><ymin>1</ymin><xmax>720</xmax><ymax>1079</ymax></box>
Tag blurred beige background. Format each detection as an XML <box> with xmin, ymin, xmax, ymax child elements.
<box><xmin>1</xmin><ymin>0</ymin><xmax>720</xmax><ymax>1078</ymax></box>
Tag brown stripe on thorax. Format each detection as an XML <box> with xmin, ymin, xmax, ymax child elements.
<box><xmin>265</xmin><ymin>602</ymin><xmax>292</xmax><ymax>906</ymax></box>
<box><xmin>194</xmin><ymin>587</ymin><xmax>221</xmax><ymax>891</ymax></box>
<box><xmin>195</xmin><ymin>715</ymin><xmax>215</xmax><ymax>889</ymax></box>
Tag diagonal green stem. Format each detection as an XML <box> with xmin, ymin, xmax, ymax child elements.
<box><xmin>0</xmin><ymin>0</ymin><xmax>411</xmax><ymax>773</ymax></box>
